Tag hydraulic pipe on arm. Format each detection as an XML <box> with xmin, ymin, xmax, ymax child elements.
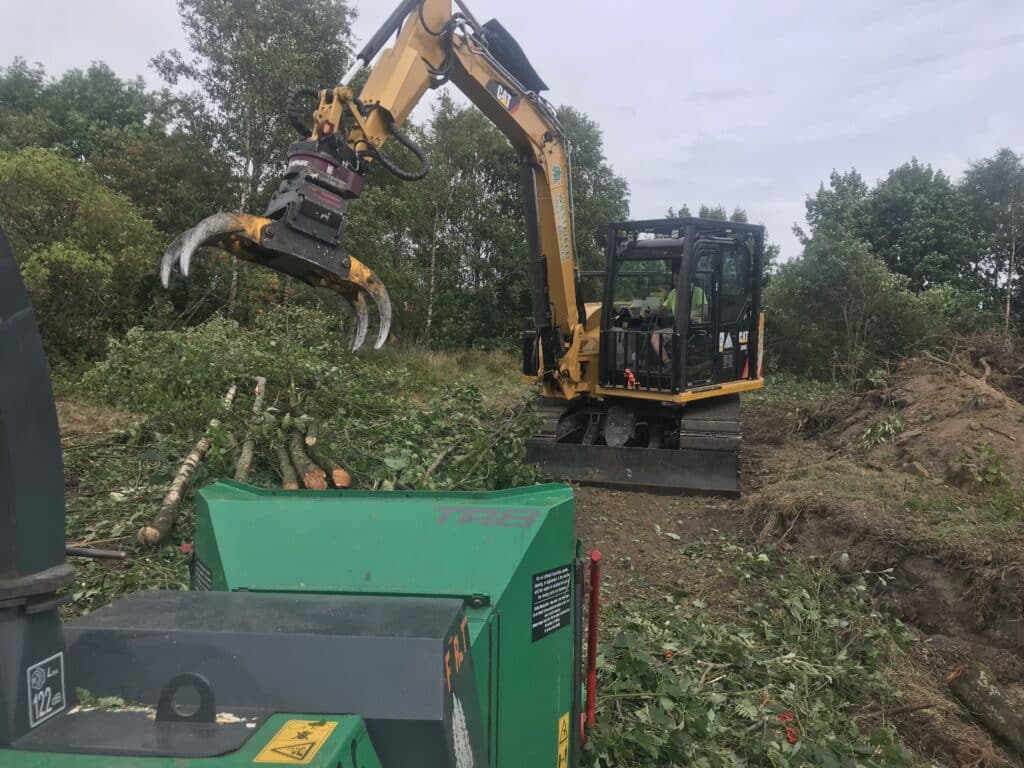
<box><xmin>160</xmin><ymin>0</ymin><xmax>587</xmax><ymax>397</ymax></box>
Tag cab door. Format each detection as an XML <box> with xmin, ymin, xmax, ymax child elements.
<box><xmin>716</xmin><ymin>241</ymin><xmax>754</xmax><ymax>383</ymax></box>
<box><xmin>683</xmin><ymin>246</ymin><xmax>717</xmax><ymax>387</ymax></box>
<box><xmin>683</xmin><ymin>240</ymin><xmax>753</xmax><ymax>388</ymax></box>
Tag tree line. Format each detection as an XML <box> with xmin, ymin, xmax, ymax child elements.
<box><xmin>0</xmin><ymin>0</ymin><xmax>1020</xmax><ymax>383</ymax></box>
<box><xmin>769</xmin><ymin>153</ymin><xmax>1023</xmax><ymax>381</ymax></box>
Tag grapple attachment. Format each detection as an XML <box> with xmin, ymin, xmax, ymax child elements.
<box><xmin>160</xmin><ymin>139</ymin><xmax>391</xmax><ymax>352</ymax></box>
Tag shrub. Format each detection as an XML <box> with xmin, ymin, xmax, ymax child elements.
<box><xmin>0</xmin><ymin>148</ymin><xmax>163</xmax><ymax>362</ymax></box>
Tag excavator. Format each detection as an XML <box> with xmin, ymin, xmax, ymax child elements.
<box><xmin>159</xmin><ymin>0</ymin><xmax>767</xmax><ymax>494</ymax></box>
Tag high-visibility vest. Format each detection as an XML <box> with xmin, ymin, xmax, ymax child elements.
<box><xmin>663</xmin><ymin>286</ymin><xmax>708</xmax><ymax>318</ymax></box>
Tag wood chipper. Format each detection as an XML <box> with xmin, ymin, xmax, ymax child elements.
<box><xmin>0</xmin><ymin>225</ymin><xmax>600</xmax><ymax>766</ymax></box>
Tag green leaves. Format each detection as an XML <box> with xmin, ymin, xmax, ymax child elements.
<box><xmin>80</xmin><ymin>308</ymin><xmax>539</xmax><ymax>492</ymax></box>
<box><xmin>585</xmin><ymin>541</ymin><xmax>917</xmax><ymax>768</ymax></box>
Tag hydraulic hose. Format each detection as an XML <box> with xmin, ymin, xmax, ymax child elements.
<box><xmin>373</xmin><ymin>114</ymin><xmax>430</xmax><ymax>182</ymax></box>
<box><xmin>285</xmin><ymin>86</ymin><xmax>320</xmax><ymax>137</ymax></box>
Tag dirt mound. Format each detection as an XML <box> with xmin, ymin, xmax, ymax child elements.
<box><xmin>816</xmin><ymin>353</ymin><xmax>1024</xmax><ymax>492</ymax></box>
<box><xmin>747</xmin><ymin>366</ymin><xmax>1024</xmax><ymax>767</ymax></box>
<box><xmin>750</xmin><ymin>463</ymin><xmax>1024</xmax><ymax>658</ymax></box>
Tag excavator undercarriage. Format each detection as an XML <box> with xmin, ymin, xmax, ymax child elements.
<box><xmin>527</xmin><ymin>394</ymin><xmax>742</xmax><ymax>493</ymax></box>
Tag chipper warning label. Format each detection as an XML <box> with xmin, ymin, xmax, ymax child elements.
<box><xmin>254</xmin><ymin>719</ymin><xmax>337</xmax><ymax>764</ymax></box>
<box><xmin>531</xmin><ymin>565</ymin><xmax>571</xmax><ymax>641</ymax></box>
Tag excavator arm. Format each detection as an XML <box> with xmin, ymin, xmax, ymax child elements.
<box><xmin>162</xmin><ymin>0</ymin><xmax>584</xmax><ymax>390</ymax></box>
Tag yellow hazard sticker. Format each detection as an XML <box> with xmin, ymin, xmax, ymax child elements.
<box><xmin>254</xmin><ymin>719</ymin><xmax>337</xmax><ymax>764</ymax></box>
<box><xmin>556</xmin><ymin>712</ymin><xmax>570</xmax><ymax>768</ymax></box>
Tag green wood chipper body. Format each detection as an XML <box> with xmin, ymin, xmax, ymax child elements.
<box><xmin>2</xmin><ymin>483</ymin><xmax>581</xmax><ymax>768</ymax></box>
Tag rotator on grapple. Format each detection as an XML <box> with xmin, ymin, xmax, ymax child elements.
<box><xmin>160</xmin><ymin>87</ymin><xmax>407</xmax><ymax>351</ymax></box>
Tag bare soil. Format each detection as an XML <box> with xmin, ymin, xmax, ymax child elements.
<box><xmin>573</xmin><ymin>355</ymin><xmax>1024</xmax><ymax>768</ymax></box>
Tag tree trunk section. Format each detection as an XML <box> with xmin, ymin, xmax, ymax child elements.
<box><xmin>304</xmin><ymin>420</ymin><xmax>318</xmax><ymax>448</ymax></box>
<box><xmin>227</xmin><ymin>172</ymin><xmax>256</xmax><ymax>317</ymax></box>
<box><xmin>947</xmin><ymin>663</ymin><xmax>1024</xmax><ymax>752</ymax></box>
<box><xmin>308</xmin><ymin>445</ymin><xmax>352</xmax><ymax>488</ymax></box>
<box><xmin>289</xmin><ymin>431</ymin><xmax>327</xmax><ymax>490</ymax></box>
<box><xmin>138</xmin><ymin>383</ymin><xmax>238</xmax><ymax>547</ymax></box>
<box><xmin>276</xmin><ymin>444</ymin><xmax>299</xmax><ymax>490</ymax></box>
<box><xmin>138</xmin><ymin>437</ymin><xmax>211</xmax><ymax>546</ymax></box>
<box><xmin>233</xmin><ymin>376</ymin><xmax>267</xmax><ymax>483</ymax></box>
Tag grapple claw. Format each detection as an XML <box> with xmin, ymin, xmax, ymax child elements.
<box><xmin>343</xmin><ymin>258</ymin><xmax>392</xmax><ymax>351</ymax></box>
<box><xmin>344</xmin><ymin>293</ymin><xmax>370</xmax><ymax>352</ymax></box>
<box><xmin>160</xmin><ymin>212</ymin><xmax>391</xmax><ymax>352</ymax></box>
<box><xmin>159</xmin><ymin>212</ymin><xmax>270</xmax><ymax>287</ymax></box>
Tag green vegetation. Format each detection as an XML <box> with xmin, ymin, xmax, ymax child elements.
<box><xmin>858</xmin><ymin>414</ymin><xmax>904</xmax><ymax>451</ymax></box>
<box><xmin>768</xmin><ymin>157</ymin><xmax>1022</xmax><ymax>383</ymax></box>
<box><xmin>63</xmin><ymin>320</ymin><xmax>535</xmax><ymax>615</ymax></box>
<box><xmin>586</xmin><ymin>540</ymin><xmax>917</xmax><ymax>768</ymax></box>
<box><xmin>82</xmin><ymin>308</ymin><xmax>538</xmax><ymax>490</ymax></box>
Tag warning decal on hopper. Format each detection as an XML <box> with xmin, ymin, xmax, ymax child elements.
<box><xmin>531</xmin><ymin>565</ymin><xmax>571</xmax><ymax>641</ymax></box>
<box><xmin>254</xmin><ymin>719</ymin><xmax>337</xmax><ymax>764</ymax></box>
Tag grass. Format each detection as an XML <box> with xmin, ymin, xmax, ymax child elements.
<box><xmin>374</xmin><ymin>344</ymin><xmax>528</xmax><ymax>408</ymax></box>
<box><xmin>746</xmin><ymin>372</ymin><xmax>846</xmax><ymax>408</ymax></box>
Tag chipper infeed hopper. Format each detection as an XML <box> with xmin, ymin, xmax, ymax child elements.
<box><xmin>0</xmin><ymin>226</ymin><xmax>586</xmax><ymax>768</ymax></box>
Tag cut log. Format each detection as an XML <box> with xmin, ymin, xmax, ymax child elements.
<box><xmin>289</xmin><ymin>431</ymin><xmax>327</xmax><ymax>490</ymax></box>
<box><xmin>138</xmin><ymin>383</ymin><xmax>239</xmax><ymax>546</ymax></box>
<box><xmin>275</xmin><ymin>444</ymin><xmax>299</xmax><ymax>490</ymax></box>
<box><xmin>221</xmin><ymin>383</ymin><xmax>239</xmax><ymax>411</ymax></box>
<box><xmin>233</xmin><ymin>376</ymin><xmax>267</xmax><ymax>483</ymax></box>
<box><xmin>304</xmin><ymin>420</ymin><xmax>319</xmax><ymax>448</ymax></box>
<box><xmin>947</xmin><ymin>663</ymin><xmax>1024</xmax><ymax>752</ymax></box>
<box><xmin>308</xmin><ymin>445</ymin><xmax>352</xmax><ymax>488</ymax></box>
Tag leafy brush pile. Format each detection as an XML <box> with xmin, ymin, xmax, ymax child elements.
<box><xmin>80</xmin><ymin>307</ymin><xmax>538</xmax><ymax>491</ymax></box>
<box><xmin>585</xmin><ymin>541</ymin><xmax>919</xmax><ymax>768</ymax></box>
<box><xmin>62</xmin><ymin>309</ymin><xmax>536</xmax><ymax>614</ymax></box>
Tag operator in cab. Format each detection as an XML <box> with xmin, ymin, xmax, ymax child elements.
<box><xmin>651</xmin><ymin>280</ymin><xmax>709</xmax><ymax>362</ymax></box>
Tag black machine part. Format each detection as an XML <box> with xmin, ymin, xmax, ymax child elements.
<box><xmin>0</xmin><ymin>228</ymin><xmax>74</xmax><ymax>747</ymax></box>
<box><xmin>0</xmin><ymin>229</ymin><xmax>71</xmax><ymax>607</ymax></box>
<box><xmin>15</xmin><ymin>591</ymin><xmax>489</xmax><ymax>767</ymax></box>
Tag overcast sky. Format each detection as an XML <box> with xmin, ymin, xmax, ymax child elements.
<box><xmin>6</xmin><ymin>0</ymin><xmax>1024</xmax><ymax>258</ymax></box>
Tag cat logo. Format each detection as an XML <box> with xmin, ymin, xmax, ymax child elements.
<box><xmin>486</xmin><ymin>79</ymin><xmax>521</xmax><ymax>113</ymax></box>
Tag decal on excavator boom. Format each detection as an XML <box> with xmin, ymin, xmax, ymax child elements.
<box><xmin>486</xmin><ymin>78</ymin><xmax>521</xmax><ymax>113</ymax></box>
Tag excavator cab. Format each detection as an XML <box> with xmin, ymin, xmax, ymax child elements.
<box><xmin>598</xmin><ymin>218</ymin><xmax>764</xmax><ymax>394</ymax></box>
<box><xmin>526</xmin><ymin>218</ymin><xmax>764</xmax><ymax>494</ymax></box>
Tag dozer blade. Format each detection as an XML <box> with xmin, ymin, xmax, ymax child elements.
<box><xmin>160</xmin><ymin>211</ymin><xmax>391</xmax><ymax>351</ymax></box>
<box><xmin>525</xmin><ymin>440</ymin><xmax>739</xmax><ymax>494</ymax></box>
<box><xmin>526</xmin><ymin>395</ymin><xmax>742</xmax><ymax>494</ymax></box>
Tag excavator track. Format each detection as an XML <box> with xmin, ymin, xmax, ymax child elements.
<box><xmin>526</xmin><ymin>395</ymin><xmax>742</xmax><ymax>494</ymax></box>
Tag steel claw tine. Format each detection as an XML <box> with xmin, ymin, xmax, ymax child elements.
<box><xmin>344</xmin><ymin>293</ymin><xmax>370</xmax><ymax>352</ymax></box>
<box><xmin>159</xmin><ymin>212</ymin><xmax>268</xmax><ymax>286</ymax></box>
<box><xmin>338</xmin><ymin>256</ymin><xmax>392</xmax><ymax>351</ymax></box>
<box><xmin>361</xmin><ymin>279</ymin><xmax>393</xmax><ymax>351</ymax></box>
